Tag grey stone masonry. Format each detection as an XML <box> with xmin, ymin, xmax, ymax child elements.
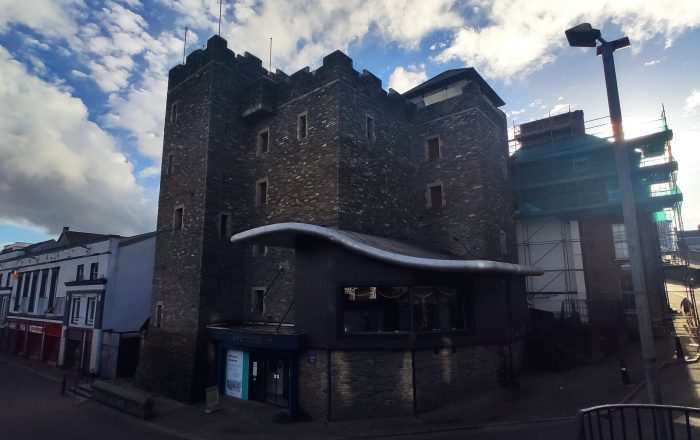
<box><xmin>137</xmin><ymin>34</ymin><xmax>515</xmax><ymax>403</ymax></box>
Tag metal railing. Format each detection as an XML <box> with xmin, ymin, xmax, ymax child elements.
<box><xmin>575</xmin><ymin>404</ymin><xmax>700</xmax><ymax>439</ymax></box>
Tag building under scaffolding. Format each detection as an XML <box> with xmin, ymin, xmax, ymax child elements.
<box><xmin>510</xmin><ymin>109</ymin><xmax>690</xmax><ymax>341</ymax></box>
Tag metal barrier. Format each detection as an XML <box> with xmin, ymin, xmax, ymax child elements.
<box><xmin>575</xmin><ymin>404</ymin><xmax>700</xmax><ymax>439</ymax></box>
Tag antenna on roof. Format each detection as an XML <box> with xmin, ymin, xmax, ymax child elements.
<box><xmin>218</xmin><ymin>0</ymin><xmax>223</xmax><ymax>35</ymax></box>
<box><xmin>182</xmin><ymin>26</ymin><xmax>188</xmax><ymax>65</ymax></box>
<box><xmin>269</xmin><ymin>37</ymin><xmax>272</xmax><ymax>75</ymax></box>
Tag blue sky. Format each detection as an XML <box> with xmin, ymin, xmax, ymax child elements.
<box><xmin>0</xmin><ymin>0</ymin><xmax>699</xmax><ymax>247</ymax></box>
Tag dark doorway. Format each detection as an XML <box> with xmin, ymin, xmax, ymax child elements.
<box><xmin>248</xmin><ymin>353</ymin><xmax>289</xmax><ymax>407</ymax></box>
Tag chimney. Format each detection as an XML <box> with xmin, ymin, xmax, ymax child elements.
<box><xmin>63</xmin><ymin>226</ymin><xmax>69</xmax><ymax>233</ymax></box>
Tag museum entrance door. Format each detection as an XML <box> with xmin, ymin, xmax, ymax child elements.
<box><xmin>248</xmin><ymin>353</ymin><xmax>289</xmax><ymax>407</ymax></box>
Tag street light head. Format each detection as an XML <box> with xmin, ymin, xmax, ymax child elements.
<box><xmin>565</xmin><ymin>23</ymin><xmax>602</xmax><ymax>47</ymax></box>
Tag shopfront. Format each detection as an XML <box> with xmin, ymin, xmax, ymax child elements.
<box><xmin>5</xmin><ymin>319</ymin><xmax>62</xmax><ymax>363</ymax></box>
<box><xmin>208</xmin><ymin>325</ymin><xmax>304</xmax><ymax>414</ymax></box>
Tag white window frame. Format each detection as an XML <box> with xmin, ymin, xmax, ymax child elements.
<box><xmin>71</xmin><ymin>296</ymin><xmax>82</xmax><ymax>325</ymax></box>
<box><xmin>612</xmin><ymin>223</ymin><xmax>629</xmax><ymax>260</ymax></box>
<box><xmin>86</xmin><ymin>297</ymin><xmax>97</xmax><ymax>326</ymax></box>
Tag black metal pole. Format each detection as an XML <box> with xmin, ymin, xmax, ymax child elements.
<box><xmin>599</xmin><ymin>40</ymin><xmax>663</xmax><ymax>406</ymax></box>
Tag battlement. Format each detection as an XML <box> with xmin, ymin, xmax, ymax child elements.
<box><xmin>168</xmin><ymin>35</ymin><xmax>268</xmax><ymax>91</ymax></box>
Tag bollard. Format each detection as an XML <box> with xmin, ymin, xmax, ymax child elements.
<box><xmin>675</xmin><ymin>336</ymin><xmax>685</xmax><ymax>360</ymax></box>
<box><xmin>620</xmin><ymin>359</ymin><xmax>631</xmax><ymax>385</ymax></box>
<box><xmin>61</xmin><ymin>373</ymin><xmax>66</xmax><ymax>395</ymax></box>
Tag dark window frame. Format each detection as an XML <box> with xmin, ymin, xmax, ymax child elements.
<box><xmin>425</xmin><ymin>136</ymin><xmax>441</xmax><ymax>161</ymax></box>
<box><xmin>89</xmin><ymin>262</ymin><xmax>99</xmax><ymax>280</ymax></box>
<box><xmin>76</xmin><ymin>264</ymin><xmax>84</xmax><ymax>282</ymax></box>
<box><xmin>297</xmin><ymin>112</ymin><xmax>308</xmax><ymax>139</ymax></box>
<box><xmin>173</xmin><ymin>205</ymin><xmax>185</xmax><ymax>231</ymax></box>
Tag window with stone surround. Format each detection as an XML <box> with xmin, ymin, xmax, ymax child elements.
<box><xmin>173</xmin><ymin>205</ymin><xmax>184</xmax><ymax>230</ymax></box>
<box><xmin>366</xmin><ymin>115</ymin><xmax>375</xmax><ymax>140</ymax></box>
<box><xmin>426</xmin><ymin>182</ymin><xmax>444</xmax><ymax>209</ymax></box>
<box><xmin>170</xmin><ymin>101</ymin><xmax>179</xmax><ymax>124</ymax></box>
<box><xmin>155</xmin><ymin>302</ymin><xmax>163</xmax><ymax>328</ymax></box>
<box><xmin>251</xmin><ymin>287</ymin><xmax>266</xmax><ymax>314</ymax></box>
<box><xmin>166</xmin><ymin>153</ymin><xmax>174</xmax><ymax>176</ymax></box>
<box><xmin>257</xmin><ymin>128</ymin><xmax>270</xmax><ymax>154</ymax></box>
<box><xmin>425</xmin><ymin>136</ymin><xmax>441</xmax><ymax>161</ymax></box>
<box><xmin>297</xmin><ymin>112</ymin><xmax>308</xmax><ymax>139</ymax></box>
<box><xmin>256</xmin><ymin>179</ymin><xmax>268</xmax><ymax>206</ymax></box>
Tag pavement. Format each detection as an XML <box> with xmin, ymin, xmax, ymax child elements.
<box><xmin>2</xmin><ymin>311</ymin><xmax>700</xmax><ymax>440</ymax></box>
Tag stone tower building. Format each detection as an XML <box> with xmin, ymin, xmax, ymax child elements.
<box><xmin>136</xmin><ymin>35</ymin><xmax>519</xmax><ymax>407</ymax></box>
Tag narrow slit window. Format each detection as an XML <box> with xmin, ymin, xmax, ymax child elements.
<box><xmin>219</xmin><ymin>213</ymin><xmax>230</xmax><ymax>239</ymax></box>
<box><xmin>426</xmin><ymin>137</ymin><xmax>440</xmax><ymax>161</ymax></box>
<box><xmin>366</xmin><ymin>116</ymin><xmax>375</xmax><ymax>140</ymax></box>
<box><xmin>170</xmin><ymin>101</ymin><xmax>179</xmax><ymax>123</ymax></box>
<box><xmin>258</xmin><ymin>129</ymin><xmax>270</xmax><ymax>154</ymax></box>
<box><xmin>298</xmin><ymin>113</ymin><xmax>308</xmax><ymax>139</ymax></box>
<box><xmin>256</xmin><ymin>180</ymin><xmax>268</xmax><ymax>206</ymax></box>
<box><xmin>166</xmin><ymin>153</ymin><xmax>174</xmax><ymax>176</ymax></box>
<box><xmin>173</xmin><ymin>206</ymin><xmax>184</xmax><ymax>230</ymax></box>
<box><xmin>155</xmin><ymin>302</ymin><xmax>163</xmax><ymax>328</ymax></box>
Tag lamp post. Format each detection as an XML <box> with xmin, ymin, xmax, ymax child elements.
<box><xmin>565</xmin><ymin>23</ymin><xmax>663</xmax><ymax>405</ymax></box>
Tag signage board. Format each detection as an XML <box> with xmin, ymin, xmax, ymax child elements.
<box><xmin>224</xmin><ymin>350</ymin><xmax>249</xmax><ymax>400</ymax></box>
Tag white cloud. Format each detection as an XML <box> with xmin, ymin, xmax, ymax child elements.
<box><xmin>684</xmin><ymin>89</ymin><xmax>700</xmax><ymax>114</ymax></box>
<box><xmin>388</xmin><ymin>64</ymin><xmax>428</xmax><ymax>93</ymax></box>
<box><xmin>0</xmin><ymin>0</ymin><xmax>83</xmax><ymax>40</ymax></box>
<box><xmin>163</xmin><ymin>0</ymin><xmax>462</xmax><ymax>73</ymax></box>
<box><xmin>644</xmin><ymin>58</ymin><xmax>665</xmax><ymax>66</ymax></box>
<box><xmin>0</xmin><ymin>45</ymin><xmax>154</xmax><ymax>236</ymax></box>
<box><xmin>433</xmin><ymin>0</ymin><xmax>700</xmax><ymax>80</ymax></box>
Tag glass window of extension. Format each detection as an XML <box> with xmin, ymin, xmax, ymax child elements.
<box><xmin>343</xmin><ymin>287</ymin><xmax>410</xmax><ymax>333</ymax></box>
<box><xmin>612</xmin><ymin>223</ymin><xmax>629</xmax><ymax>259</ymax></box>
<box><xmin>342</xmin><ymin>286</ymin><xmax>471</xmax><ymax>334</ymax></box>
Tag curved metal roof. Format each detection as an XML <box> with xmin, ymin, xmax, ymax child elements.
<box><xmin>231</xmin><ymin>223</ymin><xmax>543</xmax><ymax>276</ymax></box>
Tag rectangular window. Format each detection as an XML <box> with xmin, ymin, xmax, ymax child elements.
<box><xmin>71</xmin><ymin>297</ymin><xmax>81</xmax><ymax>325</ymax></box>
<box><xmin>427</xmin><ymin>183</ymin><xmax>444</xmax><ymax>209</ymax></box>
<box><xmin>426</xmin><ymin>137</ymin><xmax>440</xmax><ymax>161</ymax></box>
<box><xmin>166</xmin><ymin>153</ymin><xmax>174</xmax><ymax>176</ymax></box>
<box><xmin>256</xmin><ymin>179</ymin><xmax>268</xmax><ymax>206</ymax></box>
<box><xmin>219</xmin><ymin>213</ymin><xmax>230</xmax><ymax>239</ymax></box>
<box><xmin>173</xmin><ymin>206</ymin><xmax>184</xmax><ymax>230</ymax></box>
<box><xmin>28</xmin><ymin>271</ymin><xmax>39</xmax><ymax>313</ymax></box>
<box><xmin>366</xmin><ymin>116</ymin><xmax>375</xmax><ymax>140</ymax></box>
<box><xmin>612</xmin><ymin>223</ymin><xmax>629</xmax><ymax>259</ymax></box>
<box><xmin>258</xmin><ymin>129</ymin><xmax>270</xmax><ymax>154</ymax></box>
<box><xmin>297</xmin><ymin>113</ymin><xmax>308</xmax><ymax>139</ymax></box>
<box><xmin>13</xmin><ymin>273</ymin><xmax>23</xmax><ymax>310</ymax></box>
<box><xmin>0</xmin><ymin>273</ymin><xmax>3</xmax><ymax>287</ymax></box>
<box><xmin>48</xmin><ymin>268</ymin><xmax>59</xmax><ymax>312</ymax></box>
<box><xmin>170</xmin><ymin>101</ymin><xmax>178</xmax><ymax>123</ymax></box>
<box><xmin>90</xmin><ymin>262</ymin><xmax>99</xmax><ymax>280</ymax></box>
<box><xmin>251</xmin><ymin>288</ymin><xmax>266</xmax><ymax>314</ymax></box>
<box><xmin>252</xmin><ymin>244</ymin><xmax>268</xmax><ymax>257</ymax></box>
<box><xmin>86</xmin><ymin>297</ymin><xmax>96</xmax><ymax>325</ymax></box>
<box><xmin>38</xmin><ymin>269</ymin><xmax>49</xmax><ymax>297</ymax></box>
<box><xmin>342</xmin><ymin>286</ymin><xmax>469</xmax><ymax>334</ymax></box>
<box><xmin>76</xmin><ymin>264</ymin><xmax>84</xmax><ymax>281</ymax></box>
<box><xmin>155</xmin><ymin>302</ymin><xmax>164</xmax><ymax>328</ymax></box>
<box><xmin>620</xmin><ymin>271</ymin><xmax>635</xmax><ymax>310</ymax></box>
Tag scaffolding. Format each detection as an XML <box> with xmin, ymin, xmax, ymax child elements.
<box><xmin>511</xmin><ymin>107</ymin><xmax>690</xmax><ymax>336</ymax></box>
